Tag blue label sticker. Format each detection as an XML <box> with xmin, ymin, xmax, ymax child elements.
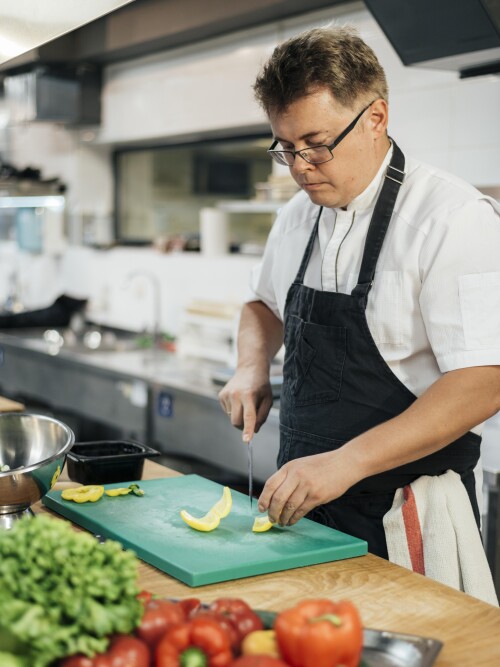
<box><xmin>157</xmin><ymin>391</ymin><xmax>174</xmax><ymax>418</ymax></box>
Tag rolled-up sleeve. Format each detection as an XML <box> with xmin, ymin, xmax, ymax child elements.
<box><xmin>419</xmin><ymin>198</ymin><xmax>500</xmax><ymax>372</ymax></box>
<box><xmin>245</xmin><ymin>215</ymin><xmax>284</xmax><ymax>321</ymax></box>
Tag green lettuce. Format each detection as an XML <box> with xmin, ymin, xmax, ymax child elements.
<box><xmin>0</xmin><ymin>515</ymin><xmax>143</xmax><ymax>667</ymax></box>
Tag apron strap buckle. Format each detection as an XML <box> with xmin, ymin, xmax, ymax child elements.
<box><xmin>385</xmin><ymin>163</ymin><xmax>405</xmax><ymax>185</ymax></box>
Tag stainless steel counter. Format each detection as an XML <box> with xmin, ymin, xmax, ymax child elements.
<box><xmin>0</xmin><ymin>330</ymin><xmax>280</xmax><ymax>483</ymax></box>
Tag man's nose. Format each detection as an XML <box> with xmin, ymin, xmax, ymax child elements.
<box><xmin>292</xmin><ymin>154</ymin><xmax>314</xmax><ymax>174</ymax></box>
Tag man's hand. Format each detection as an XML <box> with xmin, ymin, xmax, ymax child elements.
<box><xmin>219</xmin><ymin>301</ymin><xmax>284</xmax><ymax>442</ymax></box>
<box><xmin>258</xmin><ymin>449</ymin><xmax>357</xmax><ymax>526</ymax></box>
<box><xmin>218</xmin><ymin>366</ymin><xmax>273</xmax><ymax>442</ymax></box>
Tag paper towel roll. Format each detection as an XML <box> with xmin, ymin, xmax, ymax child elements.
<box><xmin>200</xmin><ymin>208</ymin><xmax>228</xmax><ymax>257</ymax></box>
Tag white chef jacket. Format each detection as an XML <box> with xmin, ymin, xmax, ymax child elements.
<box><xmin>247</xmin><ymin>146</ymin><xmax>500</xmax><ymax>436</ymax></box>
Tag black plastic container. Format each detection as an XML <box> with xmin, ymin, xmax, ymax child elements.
<box><xmin>66</xmin><ymin>440</ymin><xmax>160</xmax><ymax>484</ymax></box>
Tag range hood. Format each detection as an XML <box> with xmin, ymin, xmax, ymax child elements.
<box><xmin>0</xmin><ymin>0</ymin><xmax>136</xmax><ymax>65</ymax></box>
<box><xmin>0</xmin><ymin>0</ymin><xmax>135</xmax><ymax>124</ymax></box>
<box><xmin>365</xmin><ymin>0</ymin><xmax>500</xmax><ymax>78</ymax></box>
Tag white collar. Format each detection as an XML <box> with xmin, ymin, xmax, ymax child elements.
<box><xmin>338</xmin><ymin>143</ymin><xmax>394</xmax><ymax>213</ymax></box>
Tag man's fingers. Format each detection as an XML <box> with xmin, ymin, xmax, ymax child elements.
<box><xmin>257</xmin><ymin>467</ymin><xmax>287</xmax><ymax>513</ymax></box>
<box><xmin>276</xmin><ymin>487</ymin><xmax>309</xmax><ymax>526</ymax></box>
<box><xmin>258</xmin><ymin>468</ymin><xmax>302</xmax><ymax>524</ymax></box>
<box><xmin>254</xmin><ymin>393</ymin><xmax>273</xmax><ymax>434</ymax></box>
<box><xmin>242</xmin><ymin>400</ymin><xmax>257</xmax><ymax>442</ymax></box>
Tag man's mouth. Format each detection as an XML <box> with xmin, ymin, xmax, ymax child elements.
<box><xmin>302</xmin><ymin>182</ymin><xmax>324</xmax><ymax>189</ymax></box>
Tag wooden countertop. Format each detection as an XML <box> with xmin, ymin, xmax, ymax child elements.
<box><xmin>0</xmin><ymin>396</ymin><xmax>25</xmax><ymax>412</ymax></box>
<box><xmin>36</xmin><ymin>460</ymin><xmax>500</xmax><ymax>667</ymax></box>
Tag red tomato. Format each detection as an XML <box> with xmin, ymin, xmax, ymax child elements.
<box><xmin>137</xmin><ymin>590</ymin><xmax>154</xmax><ymax>605</ymax></box>
<box><xmin>59</xmin><ymin>657</ymin><xmax>94</xmax><ymax>667</ymax></box>
<box><xmin>191</xmin><ymin>609</ymin><xmax>240</xmax><ymax>651</ymax></box>
<box><xmin>210</xmin><ymin>598</ymin><xmax>264</xmax><ymax>647</ymax></box>
<box><xmin>93</xmin><ymin>635</ymin><xmax>150</xmax><ymax>667</ymax></box>
<box><xmin>136</xmin><ymin>599</ymin><xmax>186</xmax><ymax>648</ymax></box>
<box><xmin>177</xmin><ymin>597</ymin><xmax>202</xmax><ymax>618</ymax></box>
<box><xmin>61</xmin><ymin>636</ymin><xmax>150</xmax><ymax>667</ymax></box>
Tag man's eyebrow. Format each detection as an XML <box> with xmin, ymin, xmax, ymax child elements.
<box><xmin>274</xmin><ymin>130</ymin><xmax>329</xmax><ymax>144</ymax></box>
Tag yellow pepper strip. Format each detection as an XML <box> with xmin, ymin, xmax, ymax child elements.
<box><xmin>61</xmin><ymin>485</ymin><xmax>104</xmax><ymax>503</ymax></box>
<box><xmin>105</xmin><ymin>487</ymin><xmax>132</xmax><ymax>497</ymax></box>
<box><xmin>241</xmin><ymin>629</ymin><xmax>281</xmax><ymax>658</ymax></box>
<box><xmin>104</xmin><ymin>484</ymin><xmax>145</xmax><ymax>497</ymax></box>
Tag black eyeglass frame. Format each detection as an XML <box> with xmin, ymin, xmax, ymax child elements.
<box><xmin>267</xmin><ymin>100</ymin><xmax>377</xmax><ymax>166</ymax></box>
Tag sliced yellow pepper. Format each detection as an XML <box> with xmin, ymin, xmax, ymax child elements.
<box><xmin>50</xmin><ymin>465</ymin><xmax>61</xmax><ymax>488</ymax></box>
<box><xmin>105</xmin><ymin>487</ymin><xmax>132</xmax><ymax>497</ymax></box>
<box><xmin>104</xmin><ymin>484</ymin><xmax>145</xmax><ymax>497</ymax></box>
<box><xmin>61</xmin><ymin>485</ymin><xmax>104</xmax><ymax>503</ymax></box>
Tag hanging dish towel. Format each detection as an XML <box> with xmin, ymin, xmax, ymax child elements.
<box><xmin>383</xmin><ymin>469</ymin><xmax>498</xmax><ymax>606</ymax></box>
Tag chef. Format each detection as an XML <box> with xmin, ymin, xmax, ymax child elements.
<box><xmin>219</xmin><ymin>25</ymin><xmax>500</xmax><ymax>561</ymax></box>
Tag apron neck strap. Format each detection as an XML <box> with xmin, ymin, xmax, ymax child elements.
<box><xmin>293</xmin><ymin>206</ymin><xmax>323</xmax><ymax>284</ymax></box>
<box><xmin>351</xmin><ymin>141</ymin><xmax>406</xmax><ymax>305</ymax></box>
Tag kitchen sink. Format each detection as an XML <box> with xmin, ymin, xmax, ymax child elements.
<box><xmin>42</xmin><ymin>328</ymin><xmax>142</xmax><ymax>354</ymax></box>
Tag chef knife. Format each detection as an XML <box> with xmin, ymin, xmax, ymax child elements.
<box><xmin>247</xmin><ymin>437</ymin><xmax>254</xmax><ymax>511</ymax></box>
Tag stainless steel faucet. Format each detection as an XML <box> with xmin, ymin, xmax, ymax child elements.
<box><xmin>123</xmin><ymin>270</ymin><xmax>162</xmax><ymax>346</ymax></box>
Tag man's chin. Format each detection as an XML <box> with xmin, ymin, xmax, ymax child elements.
<box><xmin>303</xmin><ymin>189</ymin><xmax>343</xmax><ymax>209</ymax></box>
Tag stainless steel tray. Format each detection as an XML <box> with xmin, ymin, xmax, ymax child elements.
<box><xmin>255</xmin><ymin>610</ymin><xmax>443</xmax><ymax>667</ymax></box>
<box><xmin>362</xmin><ymin>628</ymin><xmax>443</xmax><ymax>667</ymax></box>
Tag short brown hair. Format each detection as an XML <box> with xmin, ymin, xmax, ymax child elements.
<box><xmin>253</xmin><ymin>25</ymin><xmax>388</xmax><ymax>115</ymax></box>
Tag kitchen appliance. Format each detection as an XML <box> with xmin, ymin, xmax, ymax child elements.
<box><xmin>0</xmin><ymin>412</ymin><xmax>74</xmax><ymax>529</ymax></box>
<box><xmin>43</xmin><ymin>474</ymin><xmax>368</xmax><ymax>586</ymax></box>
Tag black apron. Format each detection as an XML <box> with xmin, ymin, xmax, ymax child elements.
<box><xmin>279</xmin><ymin>141</ymin><xmax>481</xmax><ymax>558</ymax></box>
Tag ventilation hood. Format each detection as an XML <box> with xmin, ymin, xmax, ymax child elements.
<box><xmin>0</xmin><ymin>0</ymin><xmax>135</xmax><ymax>66</ymax></box>
<box><xmin>365</xmin><ymin>0</ymin><xmax>500</xmax><ymax>78</ymax></box>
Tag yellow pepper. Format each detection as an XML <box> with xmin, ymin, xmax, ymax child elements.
<box><xmin>241</xmin><ymin>629</ymin><xmax>281</xmax><ymax>658</ymax></box>
<box><xmin>61</xmin><ymin>485</ymin><xmax>104</xmax><ymax>503</ymax></box>
<box><xmin>105</xmin><ymin>484</ymin><xmax>145</xmax><ymax>497</ymax></box>
<box><xmin>50</xmin><ymin>465</ymin><xmax>61</xmax><ymax>488</ymax></box>
<box><xmin>105</xmin><ymin>487</ymin><xmax>132</xmax><ymax>497</ymax></box>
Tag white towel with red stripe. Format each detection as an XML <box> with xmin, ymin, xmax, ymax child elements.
<box><xmin>383</xmin><ymin>469</ymin><xmax>498</xmax><ymax>606</ymax></box>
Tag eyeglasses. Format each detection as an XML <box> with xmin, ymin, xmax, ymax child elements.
<box><xmin>267</xmin><ymin>100</ymin><xmax>376</xmax><ymax>167</ymax></box>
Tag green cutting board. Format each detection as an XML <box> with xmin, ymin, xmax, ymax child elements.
<box><xmin>43</xmin><ymin>475</ymin><xmax>367</xmax><ymax>587</ymax></box>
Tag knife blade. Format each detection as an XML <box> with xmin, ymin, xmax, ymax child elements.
<box><xmin>247</xmin><ymin>437</ymin><xmax>254</xmax><ymax>512</ymax></box>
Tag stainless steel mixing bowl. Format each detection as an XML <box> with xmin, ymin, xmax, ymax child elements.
<box><xmin>0</xmin><ymin>413</ymin><xmax>74</xmax><ymax>528</ymax></box>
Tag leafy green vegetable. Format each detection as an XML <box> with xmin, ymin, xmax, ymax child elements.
<box><xmin>0</xmin><ymin>651</ymin><xmax>26</xmax><ymax>667</ymax></box>
<box><xmin>0</xmin><ymin>515</ymin><xmax>143</xmax><ymax>667</ymax></box>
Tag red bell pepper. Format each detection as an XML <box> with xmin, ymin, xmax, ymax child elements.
<box><xmin>155</xmin><ymin>616</ymin><xmax>234</xmax><ymax>667</ymax></box>
<box><xmin>274</xmin><ymin>599</ymin><xmax>363</xmax><ymax>667</ymax></box>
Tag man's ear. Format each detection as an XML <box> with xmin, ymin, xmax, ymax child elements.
<box><xmin>368</xmin><ymin>98</ymin><xmax>389</xmax><ymax>138</ymax></box>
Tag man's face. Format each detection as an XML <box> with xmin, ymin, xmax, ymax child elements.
<box><xmin>269</xmin><ymin>88</ymin><xmax>388</xmax><ymax>209</ymax></box>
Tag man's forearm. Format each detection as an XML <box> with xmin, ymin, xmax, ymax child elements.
<box><xmin>342</xmin><ymin>365</ymin><xmax>500</xmax><ymax>485</ymax></box>
<box><xmin>237</xmin><ymin>301</ymin><xmax>284</xmax><ymax>370</ymax></box>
